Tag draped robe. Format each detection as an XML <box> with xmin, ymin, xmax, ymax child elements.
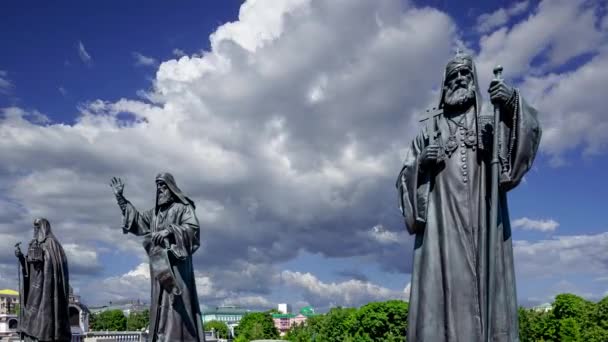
<box><xmin>397</xmin><ymin>93</ymin><xmax>541</xmax><ymax>341</ymax></box>
<box><xmin>122</xmin><ymin>199</ymin><xmax>205</xmax><ymax>342</ymax></box>
<box><xmin>19</xmin><ymin>221</ymin><xmax>71</xmax><ymax>342</ymax></box>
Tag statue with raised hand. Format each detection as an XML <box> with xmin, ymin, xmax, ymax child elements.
<box><xmin>110</xmin><ymin>174</ymin><xmax>205</xmax><ymax>342</ymax></box>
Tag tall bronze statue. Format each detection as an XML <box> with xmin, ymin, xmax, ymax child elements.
<box><xmin>110</xmin><ymin>173</ymin><xmax>205</xmax><ymax>342</ymax></box>
<box><xmin>396</xmin><ymin>52</ymin><xmax>541</xmax><ymax>341</ymax></box>
<box><xmin>15</xmin><ymin>218</ymin><xmax>71</xmax><ymax>342</ymax></box>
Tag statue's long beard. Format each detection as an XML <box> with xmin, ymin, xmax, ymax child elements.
<box><xmin>444</xmin><ymin>83</ymin><xmax>475</xmax><ymax>109</ymax></box>
<box><xmin>157</xmin><ymin>190</ymin><xmax>173</xmax><ymax>206</ymax></box>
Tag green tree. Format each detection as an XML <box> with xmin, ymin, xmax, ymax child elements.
<box><xmin>595</xmin><ymin>295</ymin><xmax>608</xmax><ymax>329</ymax></box>
<box><xmin>204</xmin><ymin>320</ymin><xmax>230</xmax><ymax>339</ymax></box>
<box><xmin>553</xmin><ymin>293</ymin><xmax>593</xmax><ymax>321</ymax></box>
<box><xmin>344</xmin><ymin>300</ymin><xmax>408</xmax><ymax>341</ymax></box>
<box><xmin>314</xmin><ymin>307</ymin><xmax>356</xmax><ymax>341</ymax></box>
<box><xmin>538</xmin><ymin>311</ymin><xmax>559</xmax><ymax>342</ymax></box>
<box><xmin>285</xmin><ymin>314</ymin><xmax>328</xmax><ymax>342</ymax></box>
<box><xmin>559</xmin><ymin>317</ymin><xmax>582</xmax><ymax>342</ymax></box>
<box><xmin>581</xmin><ymin>323</ymin><xmax>608</xmax><ymax>342</ymax></box>
<box><xmin>126</xmin><ymin>309</ymin><xmax>149</xmax><ymax>331</ymax></box>
<box><xmin>234</xmin><ymin>312</ymin><xmax>279</xmax><ymax>341</ymax></box>
<box><xmin>89</xmin><ymin>309</ymin><xmax>127</xmax><ymax>331</ymax></box>
<box><xmin>233</xmin><ymin>335</ymin><xmax>248</xmax><ymax>342</ymax></box>
<box><xmin>285</xmin><ymin>321</ymin><xmax>314</xmax><ymax>342</ymax></box>
<box><xmin>518</xmin><ymin>307</ymin><xmax>533</xmax><ymax>341</ymax></box>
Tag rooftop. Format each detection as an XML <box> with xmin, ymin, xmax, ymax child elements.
<box><xmin>201</xmin><ymin>306</ymin><xmax>252</xmax><ymax>315</ymax></box>
<box><xmin>272</xmin><ymin>306</ymin><xmax>317</xmax><ymax>319</ymax></box>
<box><xmin>0</xmin><ymin>289</ymin><xmax>18</xmax><ymax>296</ymax></box>
<box><xmin>272</xmin><ymin>313</ymin><xmax>296</xmax><ymax>319</ymax></box>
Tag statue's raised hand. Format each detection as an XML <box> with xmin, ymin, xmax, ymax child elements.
<box><xmin>110</xmin><ymin>177</ymin><xmax>125</xmax><ymax>196</ymax></box>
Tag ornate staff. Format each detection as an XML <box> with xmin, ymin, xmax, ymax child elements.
<box><xmin>15</xmin><ymin>242</ymin><xmax>24</xmax><ymax>340</ymax></box>
<box><xmin>486</xmin><ymin>65</ymin><xmax>503</xmax><ymax>342</ymax></box>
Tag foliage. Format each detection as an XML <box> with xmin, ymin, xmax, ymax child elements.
<box><xmin>558</xmin><ymin>317</ymin><xmax>581</xmax><ymax>342</ymax></box>
<box><xmin>126</xmin><ymin>309</ymin><xmax>149</xmax><ymax>331</ymax></box>
<box><xmin>344</xmin><ymin>300</ymin><xmax>408</xmax><ymax>341</ymax></box>
<box><xmin>203</xmin><ymin>320</ymin><xmax>230</xmax><ymax>339</ymax></box>
<box><xmin>281</xmin><ymin>295</ymin><xmax>608</xmax><ymax>342</ymax></box>
<box><xmin>315</xmin><ymin>307</ymin><xmax>356</xmax><ymax>341</ymax></box>
<box><xmin>234</xmin><ymin>312</ymin><xmax>279</xmax><ymax>341</ymax></box>
<box><xmin>553</xmin><ymin>293</ymin><xmax>593</xmax><ymax>321</ymax></box>
<box><xmin>284</xmin><ymin>301</ymin><xmax>407</xmax><ymax>342</ymax></box>
<box><xmin>89</xmin><ymin>309</ymin><xmax>127</xmax><ymax>331</ymax></box>
<box><xmin>517</xmin><ymin>293</ymin><xmax>608</xmax><ymax>342</ymax></box>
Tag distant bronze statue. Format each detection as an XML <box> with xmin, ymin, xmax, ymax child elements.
<box><xmin>15</xmin><ymin>218</ymin><xmax>71</xmax><ymax>342</ymax></box>
<box><xmin>110</xmin><ymin>173</ymin><xmax>205</xmax><ymax>342</ymax></box>
<box><xmin>396</xmin><ymin>52</ymin><xmax>541</xmax><ymax>341</ymax></box>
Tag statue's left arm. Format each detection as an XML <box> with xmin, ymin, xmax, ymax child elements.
<box><xmin>164</xmin><ymin>204</ymin><xmax>201</xmax><ymax>259</ymax></box>
<box><xmin>498</xmin><ymin>89</ymin><xmax>542</xmax><ymax>191</ymax></box>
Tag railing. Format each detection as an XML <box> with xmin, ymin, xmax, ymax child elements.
<box><xmin>0</xmin><ymin>331</ymin><xmax>148</xmax><ymax>342</ymax></box>
<box><xmin>71</xmin><ymin>331</ymin><xmax>149</xmax><ymax>342</ymax></box>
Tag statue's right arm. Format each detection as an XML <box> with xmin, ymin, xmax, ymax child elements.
<box><xmin>110</xmin><ymin>177</ymin><xmax>152</xmax><ymax>235</ymax></box>
<box><xmin>115</xmin><ymin>192</ymin><xmax>128</xmax><ymax>215</ymax></box>
<box><xmin>121</xmin><ymin>201</ymin><xmax>153</xmax><ymax>236</ymax></box>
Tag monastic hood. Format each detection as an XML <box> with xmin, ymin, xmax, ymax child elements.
<box><xmin>155</xmin><ymin>172</ymin><xmax>196</xmax><ymax>211</ymax></box>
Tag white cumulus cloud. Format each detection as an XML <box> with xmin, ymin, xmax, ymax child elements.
<box><xmin>476</xmin><ymin>1</ymin><xmax>529</xmax><ymax>34</ymax></box>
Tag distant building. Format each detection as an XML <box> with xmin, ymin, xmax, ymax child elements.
<box><xmin>0</xmin><ymin>313</ymin><xmax>18</xmax><ymax>336</ymax></box>
<box><xmin>277</xmin><ymin>303</ymin><xmax>292</xmax><ymax>314</ymax></box>
<box><xmin>89</xmin><ymin>299</ymin><xmax>149</xmax><ymax>317</ymax></box>
<box><xmin>202</xmin><ymin>305</ymin><xmax>254</xmax><ymax>338</ymax></box>
<box><xmin>202</xmin><ymin>305</ymin><xmax>252</xmax><ymax>324</ymax></box>
<box><xmin>0</xmin><ymin>289</ymin><xmax>19</xmax><ymax>339</ymax></box>
<box><xmin>68</xmin><ymin>287</ymin><xmax>91</xmax><ymax>334</ymax></box>
<box><xmin>532</xmin><ymin>303</ymin><xmax>553</xmax><ymax>312</ymax></box>
<box><xmin>272</xmin><ymin>306</ymin><xmax>316</xmax><ymax>336</ymax></box>
<box><xmin>0</xmin><ymin>289</ymin><xmax>19</xmax><ymax>315</ymax></box>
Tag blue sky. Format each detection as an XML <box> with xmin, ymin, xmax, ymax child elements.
<box><xmin>1</xmin><ymin>0</ymin><xmax>607</xmax><ymax>312</ymax></box>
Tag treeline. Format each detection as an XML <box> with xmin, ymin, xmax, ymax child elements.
<box><xmin>285</xmin><ymin>300</ymin><xmax>407</xmax><ymax>342</ymax></box>
<box><xmin>88</xmin><ymin>293</ymin><xmax>608</xmax><ymax>341</ymax></box>
<box><xmin>89</xmin><ymin>309</ymin><xmax>149</xmax><ymax>331</ymax></box>
<box><xmin>284</xmin><ymin>293</ymin><xmax>608</xmax><ymax>342</ymax></box>
<box><xmin>519</xmin><ymin>293</ymin><xmax>608</xmax><ymax>341</ymax></box>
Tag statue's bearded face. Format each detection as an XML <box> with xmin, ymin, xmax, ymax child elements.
<box><xmin>157</xmin><ymin>181</ymin><xmax>174</xmax><ymax>206</ymax></box>
<box><xmin>33</xmin><ymin>220</ymin><xmax>40</xmax><ymax>238</ymax></box>
<box><xmin>443</xmin><ymin>67</ymin><xmax>475</xmax><ymax>109</ymax></box>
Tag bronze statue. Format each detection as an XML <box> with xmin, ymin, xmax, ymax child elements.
<box><xmin>15</xmin><ymin>218</ymin><xmax>71</xmax><ymax>342</ymax></box>
<box><xmin>396</xmin><ymin>52</ymin><xmax>541</xmax><ymax>341</ymax></box>
<box><xmin>110</xmin><ymin>173</ymin><xmax>205</xmax><ymax>342</ymax></box>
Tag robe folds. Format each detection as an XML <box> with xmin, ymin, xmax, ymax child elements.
<box><xmin>123</xmin><ymin>200</ymin><xmax>205</xmax><ymax>342</ymax></box>
<box><xmin>19</xmin><ymin>221</ymin><xmax>71</xmax><ymax>342</ymax></box>
<box><xmin>397</xmin><ymin>93</ymin><xmax>541</xmax><ymax>342</ymax></box>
